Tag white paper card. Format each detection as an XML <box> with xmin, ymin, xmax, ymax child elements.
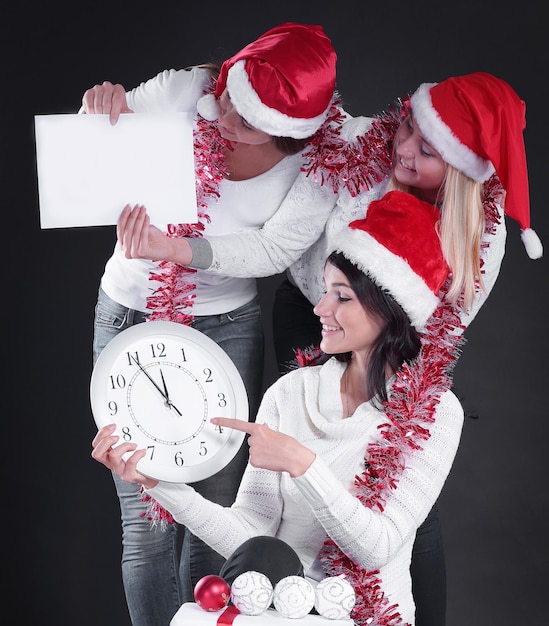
<box><xmin>34</xmin><ymin>113</ymin><xmax>197</xmax><ymax>228</ymax></box>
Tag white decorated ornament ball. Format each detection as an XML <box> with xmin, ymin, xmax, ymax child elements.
<box><xmin>230</xmin><ymin>571</ymin><xmax>274</xmax><ymax>616</ymax></box>
<box><xmin>273</xmin><ymin>575</ymin><xmax>316</xmax><ymax>619</ymax></box>
<box><xmin>314</xmin><ymin>576</ymin><xmax>356</xmax><ymax>619</ymax></box>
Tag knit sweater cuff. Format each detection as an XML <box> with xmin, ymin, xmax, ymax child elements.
<box><xmin>293</xmin><ymin>455</ymin><xmax>341</xmax><ymax>506</ymax></box>
<box><xmin>187</xmin><ymin>238</ymin><xmax>213</xmax><ymax>269</ymax></box>
<box><xmin>144</xmin><ymin>482</ymin><xmax>195</xmax><ymax>522</ymax></box>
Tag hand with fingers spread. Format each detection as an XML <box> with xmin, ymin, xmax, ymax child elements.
<box><xmin>81</xmin><ymin>80</ymin><xmax>134</xmax><ymax>125</ymax></box>
<box><xmin>91</xmin><ymin>424</ymin><xmax>158</xmax><ymax>489</ymax></box>
<box><xmin>210</xmin><ymin>417</ymin><xmax>315</xmax><ymax>478</ymax></box>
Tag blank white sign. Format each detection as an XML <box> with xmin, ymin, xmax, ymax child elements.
<box><xmin>34</xmin><ymin>113</ymin><xmax>198</xmax><ymax>228</ymax></box>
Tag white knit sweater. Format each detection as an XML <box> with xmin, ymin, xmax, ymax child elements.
<box><xmin>146</xmin><ymin>357</ymin><xmax>464</xmax><ymax>625</ymax></box>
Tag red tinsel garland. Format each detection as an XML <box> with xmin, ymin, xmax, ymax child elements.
<box><xmin>318</xmin><ymin>178</ymin><xmax>503</xmax><ymax>626</ymax></box>
<box><xmin>140</xmin><ymin>488</ymin><xmax>174</xmax><ymax>525</ymax></box>
<box><xmin>145</xmin><ymin>82</ymin><xmax>232</xmax><ymax>324</ymax></box>
<box><xmin>319</xmin><ymin>293</ymin><xmax>465</xmax><ymax>626</ymax></box>
<box><xmin>301</xmin><ymin>98</ymin><xmax>404</xmax><ymax>197</ymax></box>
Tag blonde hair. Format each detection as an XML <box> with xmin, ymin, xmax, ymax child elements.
<box><xmin>386</xmin><ymin>165</ymin><xmax>485</xmax><ymax>310</ymax></box>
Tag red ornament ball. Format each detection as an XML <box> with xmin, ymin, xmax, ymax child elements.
<box><xmin>194</xmin><ymin>575</ymin><xmax>231</xmax><ymax>612</ymax></box>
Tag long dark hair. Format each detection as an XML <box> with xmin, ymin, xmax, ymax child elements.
<box><xmin>326</xmin><ymin>252</ymin><xmax>422</xmax><ymax>408</ymax></box>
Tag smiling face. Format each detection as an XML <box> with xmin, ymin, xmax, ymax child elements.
<box><xmin>393</xmin><ymin>113</ymin><xmax>448</xmax><ymax>204</ymax></box>
<box><xmin>313</xmin><ymin>261</ymin><xmax>386</xmax><ymax>360</ymax></box>
<box><xmin>217</xmin><ymin>90</ymin><xmax>273</xmax><ymax>145</ymax></box>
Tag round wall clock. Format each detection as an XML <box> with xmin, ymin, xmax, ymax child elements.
<box><xmin>90</xmin><ymin>320</ymin><xmax>249</xmax><ymax>483</ymax></box>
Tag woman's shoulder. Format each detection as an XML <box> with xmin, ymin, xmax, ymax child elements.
<box><xmin>153</xmin><ymin>66</ymin><xmax>212</xmax><ymax>100</ymax></box>
<box><xmin>149</xmin><ymin>65</ymin><xmax>212</xmax><ymax>85</ymax></box>
<box><xmin>339</xmin><ymin>114</ymin><xmax>376</xmax><ymax>142</ymax></box>
<box><xmin>435</xmin><ymin>388</ymin><xmax>465</xmax><ymax>422</ymax></box>
<box><xmin>303</xmin><ymin>111</ymin><xmax>396</xmax><ymax>197</ymax></box>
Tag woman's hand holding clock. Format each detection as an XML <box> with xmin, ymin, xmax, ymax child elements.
<box><xmin>92</xmin><ymin>423</ymin><xmax>159</xmax><ymax>489</ymax></box>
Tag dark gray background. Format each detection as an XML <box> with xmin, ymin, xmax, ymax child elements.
<box><xmin>4</xmin><ymin>1</ymin><xmax>548</xmax><ymax>624</ymax></box>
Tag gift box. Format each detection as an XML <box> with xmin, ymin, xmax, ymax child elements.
<box><xmin>170</xmin><ymin>602</ymin><xmax>355</xmax><ymax>625</ymax></box>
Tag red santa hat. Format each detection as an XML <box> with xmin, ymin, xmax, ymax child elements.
<box><xmin>410</xmin><ymin>72</ymin><xmax>542</xmax><ymax>259</ymax></box>
<box><xmin>196</xmin><ymin>22</ymin><xmax>337</xmax><ymax>139</ymax></box>
<box><xmin>332</xmin><ymin>190</ymin><xmax>449</xmax><ymax>330</ymax></box>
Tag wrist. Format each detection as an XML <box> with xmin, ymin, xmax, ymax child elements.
<box><xmin>289</xmin><ymin>450</ymin><xmax>315</xmax><ymax>478</ymax></box>
<box><xmin>185</xmin><ymin>237</ymin><xmax>213</xmax><ymax>269</ymax></box>
<box><xmin>170</xmin><ymin>237</ymin><xmax>193</xmax><ymax>266</ymax></box>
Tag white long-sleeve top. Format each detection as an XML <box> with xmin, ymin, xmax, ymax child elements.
<box><xmin>98</xmin><ymin>67</ymin><xmax>305</xmax><ymax>315</ymax></box>
<box><xmin>194</xmin><ymin>114</ymin><xmax>507</xmax><ymax>328</ymax></box>
<box><xmin>146</xmin><ymin>357</ymin><xmax>464</xmax><ymax>625</ymax></box>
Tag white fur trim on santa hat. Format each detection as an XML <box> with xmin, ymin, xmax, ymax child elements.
<box><xmin>521</xmin><ymin>227</ymin><xmax>543</xmax><ymax>259</ymax></box>
<box><xmin>226</xmin><ymin>60</ymin><xmax>330</xmax><ymax>139</ymax></box>
<box><xmin>411</xmin><ymin>83</ymin><xmax>495</xmax><ymax>182</ymax></box>
<box><xmin>334</xmin><ymin>228</ymin><xmax>440</xmax><ymax>330</ymax></box>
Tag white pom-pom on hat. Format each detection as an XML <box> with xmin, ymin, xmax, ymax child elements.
<box><xmin>521</xmin><ymin>227</ymin><xmax>543</xmax><ymax>260</ymax></box>
<box><xmin>196</xmin><ymin>93</ymin><xmax>220</xmax><ymax>121</ymax></box>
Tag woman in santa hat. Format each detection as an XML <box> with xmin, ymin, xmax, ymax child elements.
<box><xmin>117</xmin><ymin>70</ymin><xmax>542</xmax><ymax>626</ymax></box>
<box><xmin>81</xmin><ymin>22</ymin><xmax>339</xmax><ymax>625</ymax></box>
<box><xmin>93</xmin><ymin>189</ymin><xmax>466</xmax><ymax>626</ymax></box>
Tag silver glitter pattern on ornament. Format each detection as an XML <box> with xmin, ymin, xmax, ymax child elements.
<box><xmin>314</xmin><ymin>576</ymin><xmax>356</xmax><ymax>619</ymax></box>
<box><xmin>273</xmin><ymin>575</ymin><xmax>316</xmax><ymax>619</ymax></box>
<box><xmin>230</xmin><ymin>570</ymin><xmax>274</xmax><ymax>616</ymax></box>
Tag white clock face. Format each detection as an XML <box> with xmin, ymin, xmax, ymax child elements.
<box><xmin>90</xmin><ymin>321</ymin><xmax>249</xmax><ymax>483</ymax></box>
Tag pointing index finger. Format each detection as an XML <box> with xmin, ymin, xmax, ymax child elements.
<box><xmin>211</xmin><ymin>417</ymin><xmax>256</xmax><ymax>434</ymax></box>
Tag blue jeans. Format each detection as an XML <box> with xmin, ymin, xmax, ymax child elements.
<box><xmin>93</xmin><ymin>288</ymin><xmax>264</xmax><ymax>626</ymax></box>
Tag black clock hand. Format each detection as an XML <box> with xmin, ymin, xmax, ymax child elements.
<box><xmin>159</xmin><ymin>368</ymin><xmax>183</xmax><ymax>416</ymax></box>
<box><xmin>159</xmin><ymin>368</ymin><xmax>170</xmax><ymax>399</ymax></box>
<box><xmin>129</xmin><ymin>355</ymin><xmax>169</xmax><ymax>402</ymax></box>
